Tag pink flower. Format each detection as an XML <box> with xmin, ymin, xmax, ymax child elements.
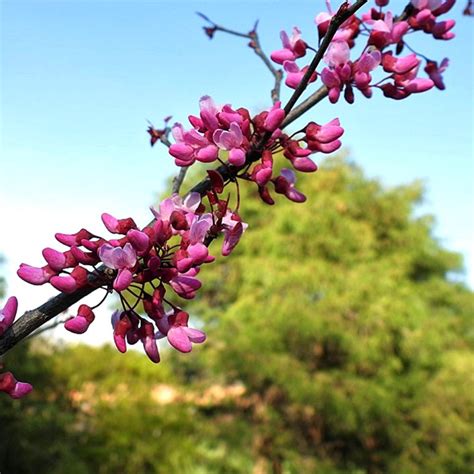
<box><xmin>101</xmin><ymin>213</ymin><xmax>137</xmax><ymax>234</ymax></box>
<box><xmin>369</xmin><ymin>12</ymin><xmax>409</xmax><ymax>48</ymax></box>
<box><xmin>17</xmin><ymin>264</ymin><xmax>56</xmax><ymax>285</ymax></box>
<box><xmin>64</xmin><ymin>304</ymin><xmax>95</xmax><ymax>334</ymax></box>
<box><xmin>0</xmin><ymin>371</ymin><xmax>33</xmax><ymax>399</ymax></box>
<box><xmin>263</xmin><ymin>101</ymin><xmax>285</xmax><ymax>132</ymax></box>
<box><xmin>0</xmin><ymin>296</ymin><xmax>18</xmax><ymax>335</ymax></box>
<box><xmin>273</xmin><ymin>168</ymin><xmax>306</xmax><ymax>203</ymax></box>
<box><xmin>170</xmin><ymin>273</ymin><xmax>202</xmax><ymax>299</ymax></box>
<box><xmin>283</xmin><ymin>61</ymin><xmax>317</xmax><ymax>89</ymax></box>
<box><xmin>141</xmin><ymin>322</ymin><xmax>160</xmax><ymax>363</ymax></box>
<box><xmin>98</xmin><ymin>243</ymin><xmax>137</xmax><ymax>291</ymax></box>
<box><xmin>382</xmin><ymin>52</ymin><xmax>420</xmax><ymax>74</ymax></box>
<box><xmin>213</xmin><ymin>122</ymin><xmax>246</xmax><ymax>166</ymax></box>
<box><xmin>157</xmin><ymin>310</ymin><xmax>206</xmax><ymax>353</ymax></box>
<box><xmin>424</xmin><ymin>58</ymin><xmax>448</xmax><ymax>89</ymax></box>
<box><xmin>270</xmin><ymin>27</ymin><xmax>307</xmax><ymax>64</ymax></box>
<box><xmin>324</xmin><ymin>41</ymin><xmax>350</xmax><ymax>68</ymax></box>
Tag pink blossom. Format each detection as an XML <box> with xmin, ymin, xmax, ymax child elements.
<box><xmin>324</xmin><ymin>41</ymin><xmax>350</xmax><ymax>68</ymax></box>
<box><xmin>369</xmin><ymin>12</ymin><xmax>409</xmax><ymax>48</ymax></box>
<box><xmin>170</xmin><ymin>274</ymin><xmax>202</xmax><ymax>299</ymax></box>
<box><xmin>0</xmin><ymin>296</ymin><xmax>18</xmax><ymax>335</ymax></box>
<box><xmin>98</xmin><ymin>243</ymin><xmax>137</xmax><ymax>291</ymax></box>
<box><xmin>141</xmin><ymin>322</ymin><xmax>160</xmax><ymax>363</ymax></box>
<box><xmin>283</xmin><ymin>61</ymin><xmax>317</xmax><ymax>89</ymax></box>
<box><xmin>157</xmin><ymin>310</ymin><xmax>206</xmax><ymax>353</ymax></box>
<box><xmin>273</xmin><ymin>168</ymin><xmax>306</xmax><ymax>203</ymax></box>
<box><xmin>382</xmin><ymin>52</ymin><xmax>420</xmax><ymax>74</ymax></box>
<box><xmin>213</xmin><ymin>122</ymin><xmax>246</xmax><ymax>166</ymax></box>
<box><xmin>101</xmin><ymin>213</ymin><xmax>137</xmax><ymax>234</ymax></box>
<box><xmin>17</xmin><ymin>264</ymin><xmax>56</xmax><ymax>285</ymax></box>
<box><xmin>264</xmin><ymin>101</ymin><xmax>285</xmax><ymax>132</ymax></box>
<box><xmin>270</xmin><ymin>27</ymin><xmax>307</xmax><ymax>64</ymax></box>
<box><xmin>65</xmin><ymin>304</ymin><xmax>95</xmax><ymax>334</ymax></box>
<box><xmin>424</xmin><ymin>58</ymin><xmax>448</xmax><ymax>89</ymax></box>
<box><xmin>0</xmin><ymin>372</ymin><xmax>33</xmax><ymax>399</ymax></box>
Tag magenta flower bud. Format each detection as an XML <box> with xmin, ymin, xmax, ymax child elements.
<box><xmin>228</xmin><ymin>148</ymin><xmax>246</xmax><ymax>166</ymax></box>
<box><xmin>64</xmin><ymin>316</ymin><xmax>89</xmax><ymax>334</ymax></box>
<box><xmin>17</xmin><ymin>264</ymin><xmax>55</xmax><ymax>285</ymax></box>
<box><xmin>274</xmin><ymin>168</ymin><xmax>307</xmax><ymax>203</ymax></box>
<box><xmin>50</xmin><ymin>274</ymin><xmax>77</xmax><ymax>293</ymax></box>
<box><xmin>64</xmin><ymin>304</ymin><xmax>95</xmax><ymax>334</ymax></box>
<box><xmin>142</xmin><ymin>323</ymin><xmax>160</xmax><ymax>363</ymax></box>
<box><xmin>68</xmin><ymin>246</ymin><xmax>97</xmax><ymax>265</ymax></box>
<box><xmin>405</xmin><ymin>78</ymin><xmax>434</xmax><ymax>93</ymax></box>
<box><xmin>222</xmin><ymin>222</ymin><xmax>244</xmax><ymax>257</ymax></box>
<box><xmin>42</xmin><ymin>248</ymin><xmax>67</xmax><ymax>271</ymax></box>
<box><xmin>188</xmin><ymin>114</ymin><xmax>204</xmax><ymax>131</ymax></box>
<box><xmin>55</xmin><ymin>228</ymin><xmax>92</xmax><ymax>247</ymax></box>
<box><xmin>0</xmin><ymin>296</ymin><xmax>18</xmax><ymax>335</ymax></box>
<box><xmin>169</xmin><ymin>143</ymin><xmax>194</xmax><ymax>163</ymax></box>
<box><xmin>308</xmin><ymin>140</ymin><xmax>342</xmax><ymax>154</ymax></box>
<box><xmin>254</xmin><ymin>166</ymin><xmax>273</xmax><ymax>186</ymax></box>
<box><xmin>271</xmin><ymin>48</ymin><xmax>296</xmax><ymax>64</ymax></box>
<box><xmin>0</xmin><ymin>372</ymin><xmax>33</xmax><ymax>399</ymax></box>
<box><xmin>170</xmin><ymin>275</ymin><xmax>202</xmax><ymax>299</ymax></box>
<box><xmin>187</xmin><ymin>243</ymin><xmax>210</xmax><ymax>264</ymax></box>
<box><xmin>293</xmin><ymin>157</ymin><xmax>318</xmax><ymax>173</ymax></box>
<box><xmin>101</xmin><ymin>213</ymin><xmax>137</xmax><ymax>235</ymax></box>
<box><xmin>195</xmin><ymin>144</ymin><xmax>218</xmax><ymax>163</ymax></box>
<box><xmin>113</xmin><ymin>313</ymin><xmax>132</xmax><ymax>353</ymax></box>
<box><xmin>127</xmin><ymin>229</ymin><xmax>150</xmax><ymax>253</ymax></box>
<box><xmin>166</xmin><ymin>311</ymin><xmax>206</xmax><ymax>353</ymax></box>
<box><xmin>9</xmin><ymin>381</ymin><xmax>33</xmax><ymax>399</ymax></box>
<box><xmin>114</xmin><ymin>268</ymin><xmax>133</xmax><ymax>292</ymax></box>
<box><xmin>263</xmin><ymin>101</ymin><xmax>285</xmax><ymax>132</ymax></box>
<box><xmin>306</xmin><ymin>119</ymin><xmax>344</xmax><ymax>144</ymax></box>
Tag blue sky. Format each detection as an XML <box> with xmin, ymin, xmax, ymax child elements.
<box><xmin>0</xmin><ymin>0</ymin><xmax>473</xmax><ymax>342</ymax></box>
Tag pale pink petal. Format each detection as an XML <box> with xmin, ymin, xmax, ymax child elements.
<box><xmin>168</xmin><ymin>326</ymin><xmax>193</xmax><ymax>353</ymax></box>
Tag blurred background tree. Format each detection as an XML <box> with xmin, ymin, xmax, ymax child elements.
<box><xmin>1</xmin><ymin>156</ymin><xmax>472</xmax><ymax>473</ymax></box>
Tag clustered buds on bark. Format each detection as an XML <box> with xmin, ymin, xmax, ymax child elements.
<box><xmin>272</xmin><ymin>0</ymin><xmax>455</xmax><ymax>103</ymax></box>
<box><xmin>1</xmin><ymin>0</ymin><xmax>459</xmax><ymax>399</ymax></box>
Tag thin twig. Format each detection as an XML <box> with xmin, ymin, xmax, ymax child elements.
<box><xmin>24</xmin><ymin>316</ymin><xmax>68</xmax><ymax>341</ymax></box>
<box><xmin>172</xmin><ymin>167</ymin><xmax>189</xmax><ymax>194</ymax></box>
<box><xmin>282</xmin><ymin>85</ymin><xmax>328</xmax><ymax>128</ymax></box>
<box><xmin>198</xmin><ymin>13</ymin><xmax>283</xmax><ymax>103</ymax></box>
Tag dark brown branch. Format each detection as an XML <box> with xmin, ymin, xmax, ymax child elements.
<box><xmin>198</xmin><ymin>13</ymin><xmax>283</xmax><ymax>103</ymax></box>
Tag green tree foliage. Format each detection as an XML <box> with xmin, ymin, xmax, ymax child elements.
<box><xmin>1</xmin><ymin>157</ymin><xmax>472</xmax><ymax>473</ymax></box>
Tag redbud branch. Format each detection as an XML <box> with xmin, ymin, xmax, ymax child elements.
<box><xmin>172</xmin><ymin>167</ymin><xmax>188</xmax><ymax>194</ymax></box>
<box><xmin>197</xmin><ymin>13</ymin><xmax>283</xmax><ymax>103</ymax></box>
<box><xmin>282</xmin><ymin>0</ymin><xmax>368</xmax><ymax>115</ymax></box>
<box><xmin>0</xmin><ymin>268</ymin><xmax>115</xmax><ymax>355</ymax></box>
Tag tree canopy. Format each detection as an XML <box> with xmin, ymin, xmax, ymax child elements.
<box><xmin>1</xmin><ymin>156</ymin><xmax>473</xmax><ymax>473</ymax></box>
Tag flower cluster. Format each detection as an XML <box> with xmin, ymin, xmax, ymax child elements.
<box><xmin>0</xmin><ymin>297</ymin><xmax>33</xmax><ymax>399</ymax></box>
<box><xmin>270</xmin><ymin>0</ymin><xmax>455</xmax><ymax>102</ymax></box>
<box><xmin>165</xmin><ymin>96</ymin><xmax>344</xmax><ymax>205</ymax></box>
<box><xmin>2</xmin><ymin>0</ymin><xmax>458</xmax><ymax>399</ymax></box>
<box><xmin>17</xmin><ymin>191</ymin><xmax>246</xmax><ymax>363</ymax></box>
